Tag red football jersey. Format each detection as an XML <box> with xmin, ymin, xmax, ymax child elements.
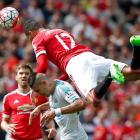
<box><xmin>32</xmin><ymin>29</ymin><xmax>91</xmax><ymax>73</ymax></box>
<box><xmin>2</xmin><ymin>89</ymin><xmax>47</xmax><ymax>140</ymax></box>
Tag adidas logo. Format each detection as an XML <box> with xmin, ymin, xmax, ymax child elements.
<box><xmin>14</xmin><ymin>99</ymin><xmax>19</xmax><ymax>104</ymax></box>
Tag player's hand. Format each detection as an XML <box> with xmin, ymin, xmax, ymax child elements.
<box><xmin>29</xmin><ymin>106</ymin><xmax>40</xmax><ymax>125</ymax></box>
<box><xmin>6</xmin><ymin>123</ymin><xmax>17</xmax><ymax>135</ymax></box>
<box><xmin>46</xmin><ymin>128</ymin><xmax>57</xmax><ymax>139</ymax></box>
<box><xmin>41</xmin><ymin>110</ymin><xmax>55</xmax><ymax>127</ymax></box>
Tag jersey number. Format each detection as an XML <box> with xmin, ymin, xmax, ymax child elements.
<box><xmin>55</xmin><ymin>33</ymin><xmax>76</xmax><ymax>50</ymax></box>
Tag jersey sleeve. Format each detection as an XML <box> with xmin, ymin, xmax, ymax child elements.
<box><xmin>32</xmin><ymin>37</ymin><xmax>47</xmax><ymax>59</ymax></box>
<box><xmin>58</xmin><ymin>82</ymin><xmax>80</xmax><ymax>103</ymax></box>
<box><xmin>36</xmin><ymin>54</ymin><xmax>48</xmax><ymax>73</ymax></box>
<box><xmin>2</xmin><ymin>96</ymin><xmax>11</xmax><ymax>118</ymax></box>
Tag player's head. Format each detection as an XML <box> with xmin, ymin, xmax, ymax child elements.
<box><xmin>30</xmin><ymin>73</ymin><xmax>55</xmax><ymax>97</ymax></box>
<box><xmin>15</xmin><ymin>63</ymin><xmax>33</xmax><ymax>88</ymax></box>
<box><xmin>23</xmin><ymin>19</ymin><xmax>42</xmax><ymax>40</ymax></box>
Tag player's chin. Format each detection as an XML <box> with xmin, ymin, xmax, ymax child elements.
<box><xmin>21</xmin><ymin>82</ymin><xmax>29</xmax><ymax>87</ymax></box>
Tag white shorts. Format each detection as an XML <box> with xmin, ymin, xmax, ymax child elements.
<box><xmin>66</xmin><ymin>52</ymin><xmax>126</xmax><ymax>97</ymax></box>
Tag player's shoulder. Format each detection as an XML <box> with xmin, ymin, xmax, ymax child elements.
<box><xmin>49</xmin><ymin>28</ymin><xmax>68</xmax><ymax>34</ymax></box>
<box><xmin>56</xmin><ymin>79</ymin><xmax>70</xmax><ymax>86</ymax></box>
<box><xmin>55</xmin><ymin>80</ymin><xmax>73</xmax><ymax>92</ymax></box>
<box><xmin>3</xmin><ymin>89</ymin><xmax>17</xmax><ymax>101</ymax></box>
<box><xmin>55</xmin><ymin>80</ymin><xmax>65</xmax><ymax>88</ymax></box>
<box><xmin>32</xmin><ymin>31</ymin><xmax>45</xmax><ymax>44</ymax></box>
<box><xmin>5</xmin><ymin>89</ymin><xmax>17</xmax><ymax>97</ymax></box>
<box><xmin>32</xmin><ymin>28</ymin><xmax>67</xmax><ymax>43</ymax></box>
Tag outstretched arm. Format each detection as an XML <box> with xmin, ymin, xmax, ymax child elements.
<box><xmin>41</xmin><ymin>98</ymin><xmax>86</xmax><ymax>126</ymax></box>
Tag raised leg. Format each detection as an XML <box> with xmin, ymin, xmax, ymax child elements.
<box><xmin>130</xmin><ymin>35</ymin><xmax>140</xmax><ymax>71</ymax></box>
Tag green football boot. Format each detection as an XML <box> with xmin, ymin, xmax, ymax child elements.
<box><xmin>110</xmin><ymin>64</ymin><xmax>125</xmax><ymax>84</ymax></box>
<box><xmin>130</xmin><ymin>35</ymin><xmax>140</xmax><ymax>46</ymax></box>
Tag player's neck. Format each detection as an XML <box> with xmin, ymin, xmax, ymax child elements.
<box><xmin>17</xmin><ymin>86</ymin><xmax>31</xmax><ymax>94</ymax></box>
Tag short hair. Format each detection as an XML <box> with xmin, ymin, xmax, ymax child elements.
<box><xmin>16</xmin><ymin>63</ymin><xmax>33</xmax><ymax>74</ymax></box>
<box><xmin>30</xmin><ymin>73</ymin><xmax>47</xmax><ymax>88</ymax></box>
<box><xmin>23</xmin><ymin>19</ymin><xmax>42</xmax><ymax>35</ymax></box>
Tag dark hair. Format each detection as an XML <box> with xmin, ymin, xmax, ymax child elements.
<box><xmin>23</xmin><ymin>19</ymin><xmax>42</xmax><ymax>35</ymax></box>
<box><xmin>29</xmin><ymin>72</ymin><xmax>37</xmax><ymax>87</ymax></box>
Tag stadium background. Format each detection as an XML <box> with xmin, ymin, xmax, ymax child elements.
<box><xmin>0</xmin><ymin>0</ymin><xmax>140</xmax><ymax>139</ymax></box>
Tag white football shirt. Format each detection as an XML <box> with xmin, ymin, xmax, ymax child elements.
<box><xmin>49</xmin><ymin>80</ymin><xmax>88</xmax><ymax>140</ymax></box>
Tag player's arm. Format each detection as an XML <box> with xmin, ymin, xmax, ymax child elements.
<box><xmin>60</xmin><ymin>98</ymin><xmax>85</xmax><ymax>114</ymax></box>
<box><xmin>36</xmin><ymin>54</ymin><xmax>48</xmax><ymax>73</ymax></box>
<box><xmin>33</xmin><ymin>37</ymin><xmax>49</xmax><ymax>73</ymax></box>
<box><xmin>59</xmin><ymin>84</ymin><xmax>86</xmax><ymax>114</ymax></box>
<box><xmin>29</xmin><ymin>102</ymin><xmax>50</xmax><ymax>125</ymax></box>
<box><xmin>38</xmin><ymin>102</ymin><xmax>50</xmax><ymax>111</ymax></box>
<box><xmin>1</xmin><ymin>96</ymin><xmax>17</xmax><ymax>135</ymax></box>
<box><xmin>41</xmin><ymin>85</ymin><xmax>86</xmax><ymax>125</ymax></box>
<box><xmin>41</xmin><ymin>99</ymin><xmax>85</xmax><ymax>126</ymax></box>
<box><xmin>1</xmin><ymin>116</ymin><xmax>10</xmax><ymax>130</ymax></box>
<box><xmin>1</xmin><ymin>115</ymin><xmax>17</xmax><ymax>135</ymax></box>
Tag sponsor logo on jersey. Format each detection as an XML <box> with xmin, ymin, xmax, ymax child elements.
<box><xmin>17</xmin><ymin>104</ymin><xmax>35</xmax><ymax>112</ymax></box>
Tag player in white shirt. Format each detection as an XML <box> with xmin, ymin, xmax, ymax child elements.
<box><xmin>29</xmin><ymin>73</ymin><xmax>88</xmax><ymax>140</ymax></box>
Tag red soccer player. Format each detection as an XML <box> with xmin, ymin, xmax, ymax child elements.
<box><xmin>23</xmin><ymin>19</ymin><xmax>140</xmax><ymax>107</ymax></box>
<box><xmin>1</xmin><ymin>63</ymin><xmax>56</xmax><ymax>140</ymax></box>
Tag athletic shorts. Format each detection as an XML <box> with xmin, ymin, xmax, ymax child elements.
<box><xmin>66</xmin><ymin>52</ymin><xmax>127</xmax><ymax>97</ymax></box>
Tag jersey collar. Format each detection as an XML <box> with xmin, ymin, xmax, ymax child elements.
<box><xmin>16</xmin><ymin>89</ymin><xmax>32</xmax><ymax>96</ymax></box>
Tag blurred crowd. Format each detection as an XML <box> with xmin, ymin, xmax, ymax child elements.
<box><xmin>0</xmin><ymin>0</ymin><xmax>140</xmax><ymax>139</ymax></box>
